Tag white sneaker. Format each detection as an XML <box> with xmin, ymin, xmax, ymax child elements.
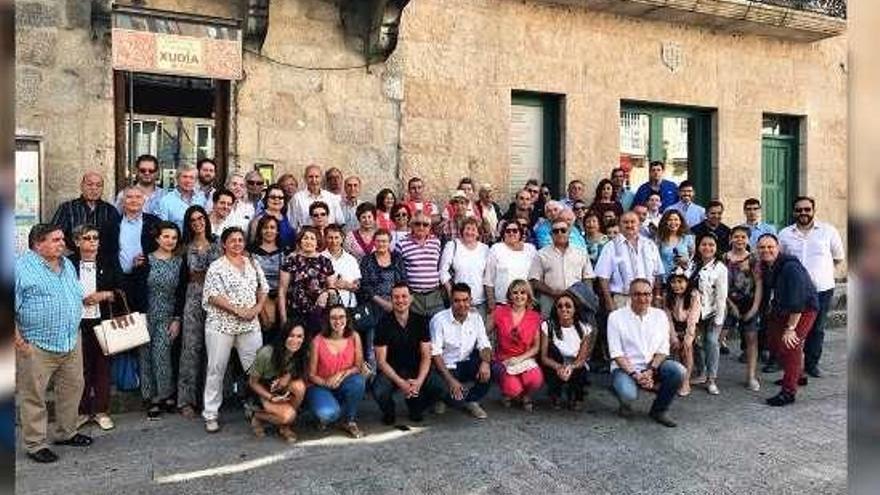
<box><xmin>433</xmin><ymin>401</ymin><xmax>446</xmax><ymax>415</ymax></box>
<box><xmin>94</xmin><ymin>413</ymin><xmax>115</xmax><ymax>431</ymax></box>
<box><xmin>747</xmin><ymin>379</ymin><xmax>761</xmax><ymax>392</ymax></box>
<box><xmin>707</xmin><ymin>383</ymin><xmax>720</xmax><ymax>395</ymax></box>
<box><xmin>464</xmin><ymin>402</ymin><xmax>488</xmax><ymax>419</ymax></box>
<box><xmin>205</xmin><ymin>419</ymin><xmax>221</xmax><ymax>433</ymax></box>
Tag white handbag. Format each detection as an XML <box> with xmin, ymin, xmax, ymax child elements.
<box><xmin>93</xmin><ymin>291</ymin><xmax>151</xmax><ymax>356</ymax></box>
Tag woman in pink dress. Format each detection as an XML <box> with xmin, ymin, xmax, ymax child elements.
<box><xmin>492</xmin><ymin>279</ymin><xmax>544</xmax><ymax>411</ymax></box>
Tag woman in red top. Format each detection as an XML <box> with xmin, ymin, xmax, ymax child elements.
<box><xmin>375</xmin><ymin>189</ymin><xmax>396</xmax><ymax>231</ymax></box>
<box><xmin>305</xmin><ymin>304</ymin><xmax>366</xmax><ymax>437</ymax></box>
<box><xmin>493</xmin><ymin>279</ymin><xmax>544</xmax><ymax>411</ymax></box>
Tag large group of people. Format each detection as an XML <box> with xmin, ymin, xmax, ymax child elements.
<box><xmin>14</xmin><ymin>155</ymin><xmax>844</xmax><ymax>463</ymax></box>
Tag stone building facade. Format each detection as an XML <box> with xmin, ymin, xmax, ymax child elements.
<box><xmin>15</xmin><ymin>0</ymin><xmax>847</xmax><ymax>240</ymax></box>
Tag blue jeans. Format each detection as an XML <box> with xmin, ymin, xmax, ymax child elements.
<box><xmin>804</xmin><ymin>289</ymin><xmax>833</xmax><ymax>371</ymax></box>
<box><xmin>612</xmin><ymin>360</ymin><xmax>685</xmax><ymax>414</ymax></box>
<box><xmin>445</xmin><ymin>350</ymin><xmax>493</xmax><ymax>406</ymax></box>
<box><xmin>695</xmin><ymin>319</ymin><xmax>720</xmax><ymax>379</ymax></box>
<box><xmin>305</xmin><ymin>374</ymin><xmax>366</xmax><ymax>424</ymax></box>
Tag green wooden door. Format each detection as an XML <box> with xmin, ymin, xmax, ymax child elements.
<box><xmin>761</xmin><ymin>136</ymin><xmax>797</xmax><ymax>229</ymax></box>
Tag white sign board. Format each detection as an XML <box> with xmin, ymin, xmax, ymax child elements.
<box><xmin>15</xmin><ymin>143</ymin><xmax>40</xmax><ymax>255</ymax></box>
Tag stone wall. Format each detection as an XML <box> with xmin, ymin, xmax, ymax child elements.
<box><xmin>15</xmin><ymin>0</ymin><xmax>847</xmax><ymax>246</ymax></box>
<box><xmin>397</xmin><ymin>0</ymin><xmax>848</xmax><ymax>238</ymax></box>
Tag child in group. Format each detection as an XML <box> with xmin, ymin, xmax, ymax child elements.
<box><xmin>664</xmin><ymin>268</ymin><xmax>702</xmax><ymax>397</ymax></box>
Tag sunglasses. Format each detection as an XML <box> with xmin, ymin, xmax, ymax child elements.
<box><xmin>504</xmin><ymin>228</ymin><xmax>520</xmax><ymax>234</ymax></box>
<box><xmin>267</xmin><ymin>195</ymin><xmax>285</xmax><ymax>200</ymax></box>
<box><xmin>794</xmin><ymin>207</ymin><xmax>812</xmax><ymax>213</ymax></box>
<box><xmin>411</xmin><ymin>221</ymin><xmax>430</xmax><ymax>227</ymax></box>
<box><xmin>80</xmin><ymin>235</ymin><xmax>99</xmax><ymax>241</ymax></box>
<box><xmin>247</xmin><ymin>180</ymin><xmax>265</xmax><ymax>186</ymax></box>
<box><xmin>552</xmin><ymin>228</ymin><xmax>568</xmax><ymax>234</ymax></box>
<box><xmin>395</xmin><ymin>212</ymin><xmax>410</xmax><ymax>218</ymax></box>
<box><xmin>138</xmin><ymin>168</ymin><xmax>156</xmax><ymax>174</ymax></box>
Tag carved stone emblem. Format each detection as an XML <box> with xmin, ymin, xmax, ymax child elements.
<box><xmin>661</xmin><ymin>41</ymin><xmax>683</xmax><ymax>73</ymax></box>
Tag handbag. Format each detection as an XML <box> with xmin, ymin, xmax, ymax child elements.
<box><xmin>111</xmin><ymin>351</ymin><xmax>141</xmax><ymax>391</ymax></box>
<box><xmin>351</xmin><ymin>301</ymin><xmax>379</xmax><ymax>332</ymax></box>
<box><xmin>92</xmin><ymin>290</ymin><xmax>151</xmax><ymax>356</ymax></box>
<box><xmin>504</xmin><ymin>357</ymin><xmax>539</xmax><ymax>375</ymax></box>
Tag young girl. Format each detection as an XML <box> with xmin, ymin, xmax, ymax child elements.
<box><xmin>664</xmin><ymin>269</ymin><xmax>702</xmax><ymax>396</ymax></box>
<box><xmin>689</xmin><ymin>233</ymin><xmax>729</xmax><ymax>396</ymax></box>
<box><xmin>724</xmin><ymin>226</ymin><xmax>763</xmax><ymax>391</ymax></box>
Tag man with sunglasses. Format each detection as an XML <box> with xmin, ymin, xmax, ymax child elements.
<box><xmin>288</xmin><ymin>164</ymin><xmax>344</xmax><ymax>230</ymax></box>
<box><xmin>114</xmin><ymin>154</ymin><xmax>165</xmax><ymax>216</ymax></box>
<box><xmin>777</xmin><ymin>196</ymin><xmax>844</xmax><ymax>379</ymax></box>
<box><xmin>243</xmin><ymin>170</ymin><xmax>267</xmax><ymax>216</ymax></box>
<box><xmin>529</xmin><ymin>220</ymin><xmax>594</xmax><ymax>317</ymax></box>
<box><xmin>607</xmin><ymin>279</ymin><xmax>686</xmax><ymax>427</ymax></box>
<box><xmin>397</xmin><ymin>212</ymin><xmax>444</xmax><ymax>319</ymax></box>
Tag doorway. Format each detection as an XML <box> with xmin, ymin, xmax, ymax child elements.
<box><xmin>509</xmin><ymin>91</ymin><xmax>563</xmax><ymax>199</ymax></box>
<box><xmin>761</xmin><ymin>114</ymin><xmax>800</xmax><ymax>229</ymax></box>
<box><xmin>113</xmin><ymin>72</ymin><xmax>230</xmax><ymax>192</ymax></box>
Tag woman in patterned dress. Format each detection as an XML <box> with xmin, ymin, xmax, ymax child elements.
<box><xmin>278</xmin><ymin>226</ymin><xmax>337</xmax><ymax>337</ymax></box>
<box><xmin>142</xmin><ymin>221</ymin><xmax>186</xmax><ymax>419</ymax></box>
<box><xmin>177</xmin><ymin>206</ymin><xmax>222</xmax><ymax>418</ymax></box>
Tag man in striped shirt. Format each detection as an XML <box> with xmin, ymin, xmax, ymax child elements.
<box><xmin>51</xmin><ymin>171</ymin><xmax>120</xmax><ymax>256</ymax></box>
<box><xmin>397</xmin><ymin>212</ymin><xmax>444</xmax><ymax>318</ymax></box>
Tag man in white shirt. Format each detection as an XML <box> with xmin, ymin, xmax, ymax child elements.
<box><xmin>594</xmin><ymin>212</ymin><xmax>664</xmax><ymax>312</ymax></box>
<box><xmin>607</xmin><ymin>279</ymin><xmax>685</xmax><ymax>427</ymax></box>
<box><xmin>288</xmin><ymin>164</ymin><xmax>344</xmax><ymax>229</ymax></box>
<box><xmin>430</xmin><ymin>283</ymin><xmax>493</xmax><ymax>419</ymax></box>
<box><xmin>777</xmin><ymin>196</ymin><xmax>844</xmax><ymax>378</ymax></box>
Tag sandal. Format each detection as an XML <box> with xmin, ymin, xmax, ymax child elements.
<box><xmin>278</xmin><ymin>425</ymin><xmax>297</xmax><ymax>443</ymax></box>
<box><xmin>179</xmin><ymin>405</ymin><xmax>197</xmax><ymax>419</ymax></box>
<box><xmin>147</xmin><ymin>404</ymin><xmax>162</xmax><ymax>420</ymax></box>
<box><xmin>54</xmin><ymin>433</ymin><xmax>93</xmax><ymax>447</ymax></box>
<box><xmin>340</xmin><ymin>421</ymin><xmax>363</xmax><ymax>439</ymax></box>
<box><xmin>250</xmin><ymin>416</ymin><xmax>265</xmax><ymax>438</ymax></box>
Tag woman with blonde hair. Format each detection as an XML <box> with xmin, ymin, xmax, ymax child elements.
<box><xmin>492</xmin><ymin>279</ymin><xmax>543</xmax><ymax>411</ymax></box>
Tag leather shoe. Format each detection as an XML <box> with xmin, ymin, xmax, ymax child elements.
<box><xmin>774</xmin><ymin>376</ymin><xmax>808</xmax><ymax>387</ymax></box>
<box><xmin>381</xmin><ymin>413</ymin><xmax>396</xmax><ymax>426</ymax></box>
<box><xmin>53</xmin><ymin>433</ymin><xmax>93</xmax><ymax>447</ymax></box>
<box><xmin>27</xmin><ymin>448</ymin><xmax>58</xmax><ymax>463</ymax></box>
<box><xmin>762</xmin><ymin>362</ymin><xmax>781</xmax><ymax>373</ymax></box>
<box><xmin>766</xmin><ymin>391</ymin><xmax>796</xmax><ymax>407</ymax></box>
<box><xmin>805</xmin><ymin>367</ymin><xmax>823</xmax><ymax>378</ymax></box>
<box><xmin>649</xmin><ymin>410</ymin><xmax>677</xmax><ymax>428</ymax></box>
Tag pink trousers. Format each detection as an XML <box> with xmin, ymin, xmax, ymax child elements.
<box><xmin>498</xmin><ymin>366</ymin><xmax>544</xmax><ymax>399</ymax></box>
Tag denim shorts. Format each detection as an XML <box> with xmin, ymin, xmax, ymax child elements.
<box><xmin>724</xmin><ymin>313</ymin><xmax>759</xmax><ymax>334</ymax></box>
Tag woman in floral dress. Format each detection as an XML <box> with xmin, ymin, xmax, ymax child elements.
<box><xmin>278</xmin><ymin>226</ymin><xmax>337</xmax><ymax>337</ymax></box>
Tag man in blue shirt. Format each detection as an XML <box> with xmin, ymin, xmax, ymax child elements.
<box><xmin>155</xmin><ymin>166</ymin><xmax>206</xmax><ymax>229</ymax></box>
<box><xmin>106</xmin><ymin>186</ymin><xmax>160</xmax><ymax>312</ymax></box>
<box><xmin>666</xmin><ymin>180</ymin><xmax>706</xmax><ymax>228</ymax></box>
<box><xmin>16</xmin><ymin>224</ymin><xmax>93</xmax><ymax>463</ymax></box>
<box><xmin>611</xmin><ymin>167</ymin><xmax>635</xmax><ymax>211</ymax></box>
<box><xmin>632</xmin><ymin>161</ymin><xmax>679</xmax><ymax>211</ymax></box>
<box><xmin>739</xmin><ymin>198</ymin><xmax>777</xmax><ymax>248</ymax></box>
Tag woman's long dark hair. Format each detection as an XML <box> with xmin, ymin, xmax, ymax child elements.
<box><xmin>656</xmin><ymin>209</ymin><xmax>690</xmax><ymax>244</ymax></box>
<box><xmin>375</xmin><ymin>188</ymin><xmax>396</xmax><ymax>213</ymax></box>
<box><xmin>547</xmin><ymin>293</ymin><xmax>587</xmax><ymax>341</ymax></box>
<box><xmin>689</xmin><ymin>232</ymin><xmax>723</xmax><ymax>289</ymax></box>
<box><xmin>250</xmin><ymin>214</ymin><xmax>280</xmax><ymax>250</ymax></box>
<box><xmin>182</xmin><ymin>205</ymin><xmax>215</xmax><ymax>245</ymax></box>
<box><xmin>665</xmin><ymin>274</ymin><xmax>697</xmax><ymax>313</ymax></box>
<box><xmin>591</xmin><ymin>178</ymin><xmax>615</xmax><ymax>206</ymax></box>
<box><xmin>273</xmin><ymin>320</ymin><xmax>309</xmax><ymax>379</ymax></box>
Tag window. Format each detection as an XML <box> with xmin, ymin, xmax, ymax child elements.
<box><xmin>127</xmin><ymin>119</ymin><xmax>162</xmax><ymax>158</ymax></box>
<box><xmin>619</xmin><ymin>102</ymin><xmax>713</xmax><ymax>203</ymax></box>
<box><xmin>195</xmin><ymin>124</ymin><xmax>214</xmax><ymax>161</ymax></box>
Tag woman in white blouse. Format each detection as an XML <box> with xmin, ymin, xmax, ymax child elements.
<box><xmin>440</xmin><ymin>217</ymin><xmax>490</xmax><ymax>320</ymax></box>
<box><xmin>201</xmin><ymin>226</ymin><xmax>269</xmax><ymax>433</ymax></box>
<box><xmin>689</xmin><ymin>232</ymin><xmax>729</xmax><ymax>396</ymax></box>
<box><xmin>483</xmin><ymin>219</ymin><xmax>537</xmax><ymax>316</ymax></box>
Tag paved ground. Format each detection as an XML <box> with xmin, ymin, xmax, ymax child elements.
<box><xmin>17</xmin><ymin>327</ymin><xmax>846</xmax><ymax>495</ymax></box>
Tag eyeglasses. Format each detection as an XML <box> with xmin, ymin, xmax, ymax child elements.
<box><xmin>138</xmin><ymin>168</ymin><xmax>156</xmax><ymax>174</ymax></box>
<box><xmin>552</xmin><ymin>228</ymin><xmax>568</xmax><ymax>234</ymax></box>
<box><xmin>411</xmin><ymin>221</ymin><xmax>430</xmax><ymax>227</ymax></box>
<box><xmin>632</xmin><ymin>291</ymin><xmax>653</xmax><ymax>297</ymax></box>
<box><xmin>247</xmin><ymin>180</ymin><xmax>265</xmax><ymax>186</ymax></box>
<box><xmin>574</xmin><ymin>206</ymin><xmax>587</xmax><ymax>211</ymax></box>
<box><xmin>395</xmin><ymin>212</ymin><xmax>410</xmax><ymax>218</ymax></box>
<box><xmin>267</xmin><ymin>195</ymin><xmax>285</xmax><ymax>200</ymax></box>
<box><xmin>794</xmin><ymin>207</ymin><xmax>812</xmax><ymax>213</ymax></box>
<box><xmin>80</xmin><ymin>235</ymin><xmax>99</xmax><ymax>241</ymax></box>
<box><xmin>504</xmin><ymin>228</ymin><xmax>520</xmax><ymax>234</ymax></box>
<box><xmin>311</xmin><ymin>211</ymin><xmax>328</xmax><ymax>217</ymax></box>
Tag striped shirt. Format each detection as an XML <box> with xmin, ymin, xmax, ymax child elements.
<box><xmin>396</xmin><ymin>235</ymin><xmax>442</xmax><ymax>292</ymax></box>
<box><xmin>50</xmin><ymin>196</ymin><xmax>120</xmax><ymax>254</ymax></box>
<box><xmin>15</xmin><ymin>251</ymin><xmax>84</xmax><ymax>353</ymax></box>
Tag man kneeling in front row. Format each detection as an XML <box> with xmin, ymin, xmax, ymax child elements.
<box><xmin>608</xmin><ymin>278</ymin><xmax>686</xmax><ymax>427</ymax></box>
<box><xmin>430</xmin><ymin>283</ymin><xmax>494</xmax><ymax>419</ymax></box>
<box><xmin>373</xmin><ymin>283</ymin><xmax>446</xmax><ymax>425</ymax></box>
